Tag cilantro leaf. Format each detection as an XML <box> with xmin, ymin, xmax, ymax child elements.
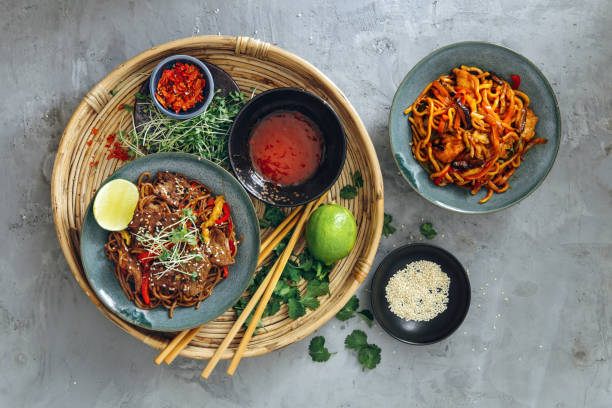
<box><xmin>301</xmin><ymin>296</ymin><xmax>320</xmax><ymax>311</ymax></box>
<box><xmin>358</xmin><ymin>344</ymin><xmax>381</xmax><ymax>370</ymax></box>
<box><xmin>259</xmin><ymin>205</ymin><xmax>285</xmax><ymax>228</ymax></box>
<box><xmin>345</xmin><ymin>329</ymin><xmax>368</xmax><ymax>351</ymax></box>
<box><xmin>287</xmin><ymin>297</ymin><xmax>306</xmax><ymax>319</ymax></box>
<box><xmin>356</xmin><ymin>310</ymin><xmax>374</xmax><ymax>327</ymax></box>
<box><xmin>109</xmin><ymin>89</ymin><xmax>118</xmax><ymax>96</ymax></box>
<box><xmin>298</xmin><ymin>251</ymin><xmax>314</xmax><ymax>272</ymax></box>
<box><xmin>336</xmin><ymin>295</ymin><xmax>359</xmax><ymax>321</ymax></box>
<box><xmin>382</xmin><ymin>213</ymin><xmax>396</xmax><ymax>237</ymax></box>
<box><xmin>420</xmin><ymin>222</ymin><xmax>437</xmax><ymax>239</ymax></box>
<box><xmin>340</xmin><ymin>185</ymin><xmax>358</xmax><ymax>199</ymax></box>
<box><xmin>309</xmin><ymin>336</ymin><xmax>332</xmax><ymax>362</ymax></box>
<box><xmin>263</xmin><ymin>298</ymin><xmax>281</xmax><ymax>317</ymax></box>
<box><xmin>352</xmin><ymin>171</ymin><xmax>364</xmax><ymax>188</ymax></box>
<box><xmin>283</xmin><ymin>262</ymin><xmax>302</xmax><ymax>283</ymax></box>
<box><xmin>306</xmin><ymin>280</ymin><xmax>329</xmax><ymax>298</ymax></box>
<box><xmin>134</xmin><ymin>92</ymin><xmax>149</xmax><ymax>101</ymax></box>
<box><xmin>122</xmin><ymin>104</ymin><xmax>134</xmax><ymax>112</ymax></box>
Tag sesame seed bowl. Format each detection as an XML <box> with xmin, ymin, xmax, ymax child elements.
<box><xmin>370</xmin><ymin>243</ymin><xmax>470</xmax><ymax>345</ymax></box>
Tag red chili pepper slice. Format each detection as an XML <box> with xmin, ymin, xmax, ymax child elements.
<box><xmin>228</xmin><ymin>239</ymin><xmax>235</xmax><ymax>255</ymax></box>
<box><xmin>510</xmin><ymin>74</ymin><xmax>520</xmax><ymax>90</ymax></box>
<box><xmin>222</xmin><ymin>266</ymin><xmax>228</xmax><ymax>279</ymax></box>
<box><xmin>142</xmin><ymin>273</ymin><xmax>150</xmax><ymax>305</ymax></box>
<box><xmin>206</xmin><ymin>198</ymin><xmax>215</xmax><ymax>207</ymax></box>
<box><xmin>215</xmin><ymin>203</ymin><xmax>230</xmax><ymax>224</ymax></box>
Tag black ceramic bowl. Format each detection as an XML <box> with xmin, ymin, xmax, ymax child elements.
<box><xmin>370</xmin><ymin>244</ymin><xmax>470</xmax><ymax>344</ymax></box>
<box><xmin>149</xmin><ymin>55</ymin><xmax>214</xmax><ymax>119</ymax></box>
<box><xmin>228</xmin><ymin>88</ymin><xmax>346</xmax><ymax>206</ymax></box>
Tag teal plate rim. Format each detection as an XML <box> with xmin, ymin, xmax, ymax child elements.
<box><xmin>389</xmin><ymin>41</ymin><xmax>562</xmax><ymax>214</ymax></box>
<box><xmin>79</xmin><ymin>152</ymin><xmax>260</xmax><ymax>332</ymax></box>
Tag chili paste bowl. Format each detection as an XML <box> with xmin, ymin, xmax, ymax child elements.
<box><xmin>389</xmin><ymin>42</ymin><xmax>561</xmax><ymax>214</ymax></box>
<box><xmin>80</xmin><ymin>153</ymin><xmax>260</xmax><ymax>332</ymax></box>
<box><xmin>228</xmin><ymin>88</ymin><xmax>346</xmax><ymax>207</ymax></box>
<box><xmin>149</xmin><ymin>54</ymin><xmax>215</xmax><ymax>120</ymax></box>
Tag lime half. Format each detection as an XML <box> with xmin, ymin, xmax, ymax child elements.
<box><xmin>93</xmin><ymin>179</ymin><xmax>139</xmax><ymax>231</ymax></box>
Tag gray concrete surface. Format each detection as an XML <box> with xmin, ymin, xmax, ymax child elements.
<box><xmin>2</xmin><ymin>0</ymin><xmax>611</xmax><ymax>407</ymax></box>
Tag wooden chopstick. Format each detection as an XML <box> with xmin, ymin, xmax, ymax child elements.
<box><xmin>154</xmin><ymin>329</ymin><xmax>190</xmax><ymax>365</ymax></box>
<box><xmin>164</xmin><ymin>326</ymin><xmax>200</xmax><ymax>364</ymax></box>
<box><xmin>257</xmin><ymin>208</ymin><xmax>303</xmax><ymax>266</ymax></box>
<box><xmin>226</xmin><ymin>194</ymin><xmax>326</xmax><ymax>376</ymax></box>
<box><xmin>200</xmin><ymin>256</ymin><xmax>281</xmax><ymax>378</ymax></box>
<box><xmin>154</xmin><ymin>205</ymin><xmax>304</xmax><ymax>365</ymax></box>
<box><xmin>259</xmin><ymin>206</ymin><xmax>302</xmax><ymax>254</ymax></box>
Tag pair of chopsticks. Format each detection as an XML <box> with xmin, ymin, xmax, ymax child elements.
<box><xmin>154</xmin><ymin>193</ymin><xmax>327</xmax><ymax>377</ymax></box>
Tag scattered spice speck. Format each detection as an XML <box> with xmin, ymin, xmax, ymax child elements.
<box><xmin>91</xmin><ymin>128</ymin><xmax>99</xmax><ymax>135</ymax></box>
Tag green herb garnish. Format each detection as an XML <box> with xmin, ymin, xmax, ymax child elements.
<box><xmin>356</xmin><ymin>310</ymin><xmax>374</xmax><ymax>327</ymax></box>
<box><xmin>420</xmin><ymin>222</ymin><xmax>437</xmax><ymax>239</ymax></box>
<box><xmin>336</xmin><ymin>295</ymin><xmax>359</xmax><ymax>321</ymax></box>
<box><xmin>345</xmin><ymin>329</ymin><xmax>381</xmax><ymax>370</ymax></box>
<box><xmin>259</xmin><ymin>205</ymin><xmax>285</xmax><ymax>228</ymax></box>
<box><xmin>309</xmin><ymin>336</ymin><xmax>334</xmax><ymax>362</ymax></box>
<box><xmin>382</xmin><ymin>213</ymin><xmax>396</xmax><ymax>237</ymax></box>
<box><xmin>352</xmin><ymin>171</ymin><xmax>363</xmax><ymax>188</ymax></box>
<box><xmin>344</xmin><ymin>329</ymin><xmax>367</xmax><ymax>350</ymax></box>
<box><xmin>339</xmin><ymin>171</ymin><xmax>364</xmax><ymax>200</ymax></box>
<box><xmin>120</xmin><ymin>90</ymin><xmax>248</xmax><ymax>168</ymax></box>
<box><xmin>340</xmin><ymin>185</ymin><xmax>358</xmax><ymax>199</ymax></box>
<box><xmin>358</xmin><ymin>344</ymin><xmax>381</xmax><ymax>370</ymax></box>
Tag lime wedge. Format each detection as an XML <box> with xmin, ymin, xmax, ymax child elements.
<box><xmin>93</xmin><ymin>179</ymin><xmax>139</xmax><ymax>231</ymax></box>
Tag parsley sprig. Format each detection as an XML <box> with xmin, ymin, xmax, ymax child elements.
<box><xmin>233</xmin><ymin>237</ymin><xmax>336</xmax><ymax>329</ymax></box>
<box><xmin>340</xmin><ymin>171</ymin><xmax>364</xmax><ymax>200</ymax></box>
<box><xmin>345</xmin><ymin>330</ymin><xmax>381</xmax><ymax>370</ymax></box>
<box><xmin>309</xmin><ymin>336</ymin><xmax>335</xmax><ymax>362</ymax></box>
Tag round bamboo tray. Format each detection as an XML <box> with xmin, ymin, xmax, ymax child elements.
<box><xmin>52</xmin><ymin>36</ymin><xmax>384</xmax><ymax>360</ymax></box>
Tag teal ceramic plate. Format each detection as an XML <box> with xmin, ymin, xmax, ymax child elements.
<box><xmin>389</xmin><ymin>42</ymin><xmax>561</xmax><ymax>213</ymax></box>
<box><xmin>80</xmin><ymin>153</ymin><xmax>260</xmax><ymax>332</ymax></box>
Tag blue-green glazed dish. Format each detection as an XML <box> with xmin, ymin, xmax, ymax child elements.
<box><xmin>80</xmin><ymin>153</ymin><xmax>260</xmax><ymax>332</ymax></box>
<box><xmin>389</xmin><ymin>42</ymin><xmax>561</xmax><ymax>214</ymax></box>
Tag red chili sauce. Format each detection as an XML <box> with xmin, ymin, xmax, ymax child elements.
<box><xmin>249</xmin><ymin>111</ymin><xmax>324</xmax><ymax>186</ymax></box>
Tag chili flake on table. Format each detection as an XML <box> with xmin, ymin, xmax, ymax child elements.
<box><xmin>155</xmin><ymin>62</ymin><xmax>205</xmax><ymax>113</ymax></box>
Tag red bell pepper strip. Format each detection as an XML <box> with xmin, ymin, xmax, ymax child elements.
<box><xmin>142</xmin><ymin>273</ymin><xmax>150</xmax><ymax>305</ymax></box>
<box><xmin>510</xmin><ymin>74</ymin><xmax>520</xmax><ymax>90</ymax></box>
<box><xmin>137</xmin><ymin>252</ymin><xmax>155</xmax><ymax>265</ymax></box>
<box><xmin>222</xmin><ymin>266</ymin><xmax>228</xmax><ymax>279</ymax></box>
<box><xmin>215</xmin><ymin>203</ymin><xmax>230</xmax><ymax>224</ymax></box>
<box><xmin>228</xmin><ymin>239</ymin><xmax>235</xmax><ymax>255</ymax></box>
<box><xmin>206</xmin><ymin>198</ymin><xmax>215</xmax><ymax>207</ymax></box>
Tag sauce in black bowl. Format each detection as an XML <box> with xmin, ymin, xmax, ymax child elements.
<box><xmin>229</xmin><ymin>88</ymin><xmax>346</xmax><ymax>207</ymax></box>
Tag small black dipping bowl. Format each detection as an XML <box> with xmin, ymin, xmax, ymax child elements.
<box><xmin>370</xmin><ymin>244</ymin><xmax>471</xmax><ymax>345</ymax></box>
<box><xmin>228</xmin><ymin>88</ymin><xmax>346</xmax><ymax>207</ymax></box>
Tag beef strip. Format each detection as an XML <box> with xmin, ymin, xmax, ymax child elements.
<box><xmin>153</xmin><ymin>172</ymin><xmax>191</xmax><ymax>208</ymax></box>
<box><xmin>204</xmin><ymin>228</ymin><xmax>235</xmax><ymax>266</ymax></box>
<box><xmin>128</xmin><ymin>210</ymin><xmax>180</xmax><ymax>237</ymax></box>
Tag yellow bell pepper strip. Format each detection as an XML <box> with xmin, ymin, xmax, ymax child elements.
<box><xmin>201</xmin><ymin>196</ymin><xmax>225</xmax><ymax>243</ymax></box>
<box><xmin>119</xmin><ymin>230</ymin><xmax>131</xmax><ymax>246</ymax></box>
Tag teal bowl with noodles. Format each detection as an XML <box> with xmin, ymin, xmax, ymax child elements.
<box><xmin>80</xmin><ymin>153</ymin><xmax>260</xmax><ymax>332</ymax></box>
<box><xmin>389</xmin><ymin>41</ymin><xmax>561</xmax><ymax>214</ymax></box>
